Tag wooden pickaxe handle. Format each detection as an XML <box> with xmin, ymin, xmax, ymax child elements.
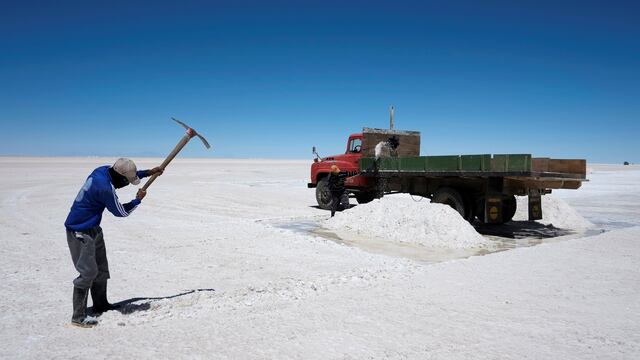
<box><xmin>140</xmin><ymin>118</ymin><xmax>210</xmax><ymax>192</ymax></box>
<box><xmin>141</xmin><ymin>133</ymin><xmax>192</xmax><ymax>191</ymax></box>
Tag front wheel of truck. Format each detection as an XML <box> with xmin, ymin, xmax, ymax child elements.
<box><xmin>315</xmin><ymin>178</ymin><xmax>334</xmax><ymax>210</ymax></box>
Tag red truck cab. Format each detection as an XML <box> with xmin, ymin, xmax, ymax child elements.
<box><xmin>308</xmin><ymin>133</ymin><xmax>376</xmax><ymax>209</ymax></box>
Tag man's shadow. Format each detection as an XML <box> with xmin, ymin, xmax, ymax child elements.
<box><xmin>89</xmin><ymin>288</ymin><xmax>215</xmax><ymax>316</ymax></box>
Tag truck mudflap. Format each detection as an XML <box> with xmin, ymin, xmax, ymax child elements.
<box><xmin>528</xmin><ymin>190</ymin><xmax>543</xmax><ymax>221</ymax></box>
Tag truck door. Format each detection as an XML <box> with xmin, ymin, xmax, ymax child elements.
<box><xmin>344</xmin><ymin>137</ymin><xmax>363</xmax><ymax>170</ymax></box>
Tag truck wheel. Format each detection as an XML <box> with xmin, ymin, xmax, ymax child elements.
<box><xmin>355</xmin><ymin>191</ymin><xmax>376</xmax><ymax>204</ymax></box>
<box><xmin>432</xmin><ymin>187</ymin><xmax>467</xmax><ymax>219</ymax></box>
<box><xmin>502</xmin><ymin>195</ymin><xmax>517</xmax><ymax>223</ymax></box>
<box><xmin>463</xmin><ymin>194</ymin><xmax>476</xmax><ymax>223</ymax></box>
<box><xmin>315</xmin><ymin>178</ymin><xmax>334</xmax><ymax>210</ymax></box>
<box><xmin>476</xmin><ymin>198</ymin><xmax>486</xmax><ymax>223</ymax></box>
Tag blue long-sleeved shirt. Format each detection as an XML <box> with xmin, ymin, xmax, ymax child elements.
<box><xmin>64</xmin><ymin>165</ymin><xmax>150</xmax><ymax>231</ymax></box>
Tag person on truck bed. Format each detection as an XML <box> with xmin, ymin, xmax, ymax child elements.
<box><xmin>328</xmin><ymin>165</ymin><xmax>350</xmax><ymax>217</ymax></box>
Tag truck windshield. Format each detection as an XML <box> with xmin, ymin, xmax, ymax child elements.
<box><xmin>349</xmin><ymin>138</ymin><xmax>362</xmax><ymax>153</ymax></box>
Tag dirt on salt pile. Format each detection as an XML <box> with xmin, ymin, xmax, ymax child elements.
<box><xmin>325</xmin><ymin>194</ymin><xmax>489</xmax><ymax>249</ymax></box>
<box><xmin>513</xmin><ymin>194</ymin><xmax>594</xmax><ymax>230</ymax></box>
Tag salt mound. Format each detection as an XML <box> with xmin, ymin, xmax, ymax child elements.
<box><xmin>513</xmin><ymin>194</ymin><xmax>593</xmax><ymax>230</ymax></box>
<box><xmin>325</xmin><ymin>195</ymin><xmax>488</xmax><ymax>249</ymax></box>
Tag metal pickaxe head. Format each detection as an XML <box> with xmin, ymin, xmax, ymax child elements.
<box><xmin>172</xmin><ymin>117</ymin><xmax>211</xmax><ymax>149</ymax></box>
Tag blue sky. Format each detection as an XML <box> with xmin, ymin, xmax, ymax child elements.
<box><xmin>1</xmin><ymin>0</ymin><xmax>638</xmax><ymax>162</ymax></box>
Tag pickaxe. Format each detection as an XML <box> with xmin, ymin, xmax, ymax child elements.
<box><xmin>141</xmin><ymin>117</ymin><xmax>211</xmax><ymax>191</ymax></box>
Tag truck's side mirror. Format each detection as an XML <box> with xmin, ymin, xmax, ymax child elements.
<box><xmin>312</xmin><ymin>146</ymin><xmax>320</xmax><ymax>162</ymax></box>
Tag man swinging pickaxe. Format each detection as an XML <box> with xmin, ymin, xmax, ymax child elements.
<box><xmin>64</xmin><ymin>117</ymin><xmax>210</xmax><ymax>327</ymax></box>
<box><xmin>141</xmin><ymin>117</ymin><xmax>211</xmax><ymax>191</ymax></box>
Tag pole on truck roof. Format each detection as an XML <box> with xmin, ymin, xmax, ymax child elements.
<box><xmin>390</xmin><ymin>105</ymin><xmax>395</xmax><ymax>129</ymax></box>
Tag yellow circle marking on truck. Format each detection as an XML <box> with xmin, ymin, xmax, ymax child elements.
<box><xmin>489</xmin><ymin>206</ymin><xmax>499</xmax><ymax>220</ymax></box>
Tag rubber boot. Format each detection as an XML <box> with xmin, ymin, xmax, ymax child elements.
<box><xmin>91</xmin><ymin>280</ymin><xmax>119</xmax><ymax>314</ymax></box>
<box><xmin>71</xmin><ymin>287</ymin><xmax>98</xmax><ymax>328</ymax></box>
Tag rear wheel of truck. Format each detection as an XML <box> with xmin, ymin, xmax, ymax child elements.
<box><xmin>355</xmin><ymin>191</ymin><xmax>376</xmax><ymax>204</ymax></box>
<box><xmin>315</xmin><ymin>178</ymin><xmax>334</xmax><ymax>210</ymax></box>
<box><xmin>462</xmin><ymin>194</ymin><xmax>477</xmax><ymax>223</ymax></box>
<box><xmin>432</xmin><ymin>187</ymin><xmax>467</xmax><ymax>219</ymax></box>
<box><xmin>502</xmin><ymin>195</ymin><xmax>517</xmax><ymax>222</ymax></box>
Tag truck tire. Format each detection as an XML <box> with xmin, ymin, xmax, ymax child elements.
<box><xmin>463</xmin><ymin>194</ymin><xmax>476</xmax><ymax>223</ymax></box>
<box><xmin>355</xmin><ymin>191</ymin><xmax>376</xmax><ymax>204</ymax></box>
<box><xmin>315</xmin><ymin>178</ymin><xmax>334</xmax><ymax>210</ymax></box>
<box><xmin>476</xmin><ymin>198</ymin><xmax>486</xmax><ymax>223</ymax></box>
<box><xmin>502</xmin><ymin>195</ymin><xmax>517</xmax><ymax>223</ymax></box>
<box><xmin>432</xmin><ymin>187</ymin><xmax>467</xmax><ymax>219</ymax></box>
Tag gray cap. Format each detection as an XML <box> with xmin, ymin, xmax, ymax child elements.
<box><xmin>112</xmin><ymin>158</ymin><xmax>141</xmax><ymax>185</ymax></box>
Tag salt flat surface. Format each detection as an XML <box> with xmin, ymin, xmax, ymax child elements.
<box><xmin>513</xmin><ymin>194</ymin><xmax>594</xmax><ymax>230</ymax></box>
<box><xmin>553</xmin><ymin>164</ymin><xmax>640</xmax><ymax>229</ymax></box>
<box><xmin>0</xmin><ymin>158</ymin><xmax>638</xmax><ymax>359</ymax></box>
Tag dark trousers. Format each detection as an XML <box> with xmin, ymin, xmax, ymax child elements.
<box><xmin>330</xmin><ymin>192</ymin><xmax>350</xmax><ymax>217</ymax></box>
<box><xmin>66</xmin><ymin>226</ymin><xmax>110</xmax><ymax>289</ymax></box>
